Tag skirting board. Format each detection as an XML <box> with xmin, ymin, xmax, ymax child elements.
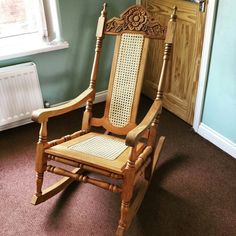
<box><xmin>198</xmin><ymin>123</ymin><xmax>236</xmax><ymax>158</ymax></box>
<box><xmin>0</xmin><ymin>118</ymin><xmax>35</xmax><ymax>131</ymax></box>
<box><xmin>90</xmin><ymin>90</ymin><xmax>107</xmax><ymax>105</ymax></box>
<box><xmin>51</xmin><ymin>90</ymin><xmax>107</xmax><ymax>108</ymax></box>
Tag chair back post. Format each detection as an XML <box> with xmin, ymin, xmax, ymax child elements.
<box><xmin>82</xmin><ymin>4</ymin><xmax>107</xmax><ymax>132</ymax></box>
<box><xmin>156</xmin><ymin>6</ymin><xmax>177</xmax><ymax>100</ymax></box>
<box><xmin>147</xmin><ymin>7</ymin><xmax>177</xmax><ymax>167</ymax></box>
<box><xmin>89</xmin><ymin>3</ymin><xmax>107</xmax><ymax>90</ymax></box>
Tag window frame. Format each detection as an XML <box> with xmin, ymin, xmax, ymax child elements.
<box><xmin>0</xmin><ymin>0</ymin><xmax>69</xmax><ymax>61</ymax></box>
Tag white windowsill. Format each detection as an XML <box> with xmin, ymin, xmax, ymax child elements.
<box><xmin>0</xmin><ymin>40</ymin><xmax>69</xmax><ymax>61</ymax></box>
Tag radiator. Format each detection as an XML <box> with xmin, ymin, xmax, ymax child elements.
<box><xmin>0</xmin><ymin>62</ymin><xmax>44</xmax><ymax>131</ymax></box>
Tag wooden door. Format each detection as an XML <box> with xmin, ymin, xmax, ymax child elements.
<box><xmin>142</xmin><ymin>0</ymin><xmax>207</xmax><ymax>124</ymax></box>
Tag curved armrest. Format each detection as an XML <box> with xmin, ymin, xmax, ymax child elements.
<box><xmin>32</xmin><ymin>88</ymin><xmax>95</xmax><ymax>123</ymax></box>
<box><xmin>126</xmin><ymin>100</ymin><xmax>162</xmax><ymax>147</ymax></box>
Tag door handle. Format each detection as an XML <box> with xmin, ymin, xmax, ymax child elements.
<box><xmin>187</xmin><ymin>0</ymin><xmax>206</xmax><ymax>12</ymax></box>
<box><xmin>198</xmin><ymin>0</ymin><xmax>206</xmax><ymax>12</ymax></box>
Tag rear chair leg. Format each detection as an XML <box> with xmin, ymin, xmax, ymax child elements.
<box><xmin>145</xmin><ymin>136</ymin><xmax>165</xmax><ymax>181</ymax></box>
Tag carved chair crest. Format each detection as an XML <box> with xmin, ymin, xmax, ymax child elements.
<box><xmin>104</xmin><ymin>5</ymin><xmax>167</xmax><ymax>39</ymax></box>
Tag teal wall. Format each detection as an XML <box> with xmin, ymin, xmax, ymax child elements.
<box><xmin>202</xmin><ymin>0</ymin><xmax>236</xmax><ymax>143</ymax></box>
<box><xmin>0</xmin><ymin>0</ymin><xmax>134</xmax><ymax>105</ymax></box>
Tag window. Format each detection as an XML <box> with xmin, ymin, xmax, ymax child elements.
<box><xmin>0</xmin><ymin>0</ymin><xmax>38</xmax><ymax>38</ymax></box>
<box><xmin>0</xmin><ymin>0</ymin><xmax>68</xmax><ymax>60</ymax></box>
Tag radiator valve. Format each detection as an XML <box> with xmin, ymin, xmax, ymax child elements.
<box><xmin>44</xmin><ymin>101</ymin><xmax>50</xmax><ymax>108</ymax></box>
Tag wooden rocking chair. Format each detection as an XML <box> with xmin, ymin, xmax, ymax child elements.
<box><xmin>31</xmin><ymin>4</ymin><xmax>177</xmax><ymax>235</ymax></box>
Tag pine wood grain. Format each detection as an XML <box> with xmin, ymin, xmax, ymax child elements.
<box><xmin>142</xmin><ymin>0</ymin><xmax>207</xmax><ymax>124</ymax></box>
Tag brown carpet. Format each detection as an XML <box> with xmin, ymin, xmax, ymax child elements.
<box><xmin>0</xmin><ymin>95</ymin><xmax>235</xmax><ymax>236</ymax></box>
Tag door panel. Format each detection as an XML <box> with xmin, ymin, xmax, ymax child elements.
<box><xmin>142</xmin><ymin>0</ymin><xmax>207</xmax><ymax>124</ymax></box>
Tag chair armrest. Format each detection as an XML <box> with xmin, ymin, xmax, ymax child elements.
<box><xmin>32</xmin><ymin>88</ymin><xmax>95</xmax><ymax>123</ymax></box>
<box><xmin>126</xmin><ymin>100</ymin><xmax>162</xmax><ymax>147</ymax></box>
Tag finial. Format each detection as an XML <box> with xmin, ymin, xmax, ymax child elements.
<box><xmin>101</xmin><ymin>3</ymin><xmax>107</xmax><ymax>17</ymax></box>
<box><xmin>171</xmin><ymin>6</ymin><xmax>177</xmax><ymax>21</ymax></box>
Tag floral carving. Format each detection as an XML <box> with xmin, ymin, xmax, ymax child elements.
<box><xmin>125</xmin><ymin>8</ymin><xmax>147</xmax><ymax>31</ymax></box>
<box><xmin>105</xmin><ymin>6</ymin><xmax>166</xmax><ymax>39</ymax></box>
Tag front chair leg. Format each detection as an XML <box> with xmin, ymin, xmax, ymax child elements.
<box><xmin>35</xmin><ymin>172</ymin><xmax>44</xmax><ymax>196</ymax></box>
<box><xmin>34</xmin><ymin>151</ymin><xmax>47</xmax><ymax>197</ymax></box>
<box><xmin>33</xmin><ymin>121</ymin><xmax>48</xmax><ymax>197</ymax></box>
<box><xmin>116</xmin><ymin>158</ymin><xmax>136</xmax><ymax>236</ymax></box>
<box><xmin>116</xmin><ymin>200</ymin><xmax>130</xmax><ymax>236</ymax></box>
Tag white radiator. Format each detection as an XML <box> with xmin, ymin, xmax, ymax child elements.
<box><xmin>0</xmin><ymin>62</ymin><xmax>44</xmax><ymax>131</ymax></box>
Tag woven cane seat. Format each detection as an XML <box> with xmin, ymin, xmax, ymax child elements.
<box><xmin>69</xmin><ymin>136</ymin><xmax>128</xmax><ymax>160</ymax></box>
<box><xmin>45</xmin><ymin>132</ymin><xmax>145</xmax><ymax>174</ymax></box>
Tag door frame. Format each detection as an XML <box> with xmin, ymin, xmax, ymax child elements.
<box><xmin>193</xmin><ymin>0</ymin><xmax>218</xmax><ymax>131</ymax></box>
<box><xmin>193</xmin><ymin>0</ymin><xmax>235</xmax><ymax>158</ymax></box>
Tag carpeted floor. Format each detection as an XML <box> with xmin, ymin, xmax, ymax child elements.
<box><xmin>0</xmin><ymin>95</ymin><xmax>235</xmax><ymax>236</ymax></box>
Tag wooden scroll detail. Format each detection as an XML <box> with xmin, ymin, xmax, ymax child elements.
<box><xmin>46</xmin><ymin>165</ymin><xmax>122</xmax><ymax>193</ymax></box>
<box><xmin>104</xmin><ymin>5</ymin><xmax>167</xmax><ymax>39</ymax></box>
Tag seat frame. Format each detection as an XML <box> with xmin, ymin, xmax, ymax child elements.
<box><xmin>31</xmin><ymin>4</ymin><xmax>177</xmax><ymax>236</ymax></box>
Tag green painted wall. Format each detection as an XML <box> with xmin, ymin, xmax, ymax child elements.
<box><xmin>202</xmin><ymin>0</ymin><xmax>236</xmax><ymax>143</ymax></box>
<box><xmin>0</xmin><ymin>0</ymin><xmax>135</xmax><ymax>105</ymax></box>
